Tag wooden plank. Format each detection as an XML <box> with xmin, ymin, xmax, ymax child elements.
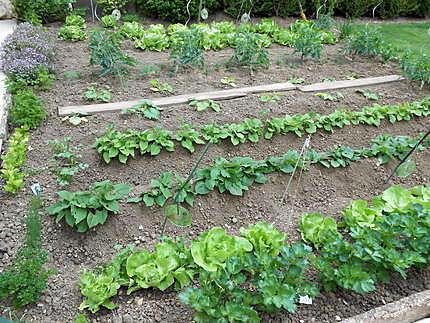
<box><xmin>58</xmin><ymin>82</ymin><xmax>297</xmax><ymax>116</ymax></box>
<box><xmin>299</xmin><ymin>75</ymin><xmax>405</xmax><ymax>92</ymax></box>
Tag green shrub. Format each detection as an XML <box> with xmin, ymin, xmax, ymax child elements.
<box><xmin>89</xmin><ymin>30</ymin><xmax>135</xmax><ymax>78</ymax></box>
<box><xmin>10</xmin><ymin>90</ymin><xmax>46</xmax><ymax>129</ymax></box>
<box><xmin>291</xmin><ymin>21</ymin><xmax>323</xmax><ymax>60</ymax></box>
<box><xmin>400</xmin><ymin>51</ymin><xmax>430</xmax><ymax>88</ymax></box>
<box><xmin>135</xmin><ymin>0</ymin><xmax>221</xmax><ymax>23</ymax></box>
<box><xmin>96</xmin><ymin>0</ymin><xmax>129</xmax><ymax>14</ymax></box>
<box><xmin>0</xmin><ymin>198</ymin><xmax>54</xmax><ymax>307</ymax></box>
<box><xmin>12</xmin><ymin>0</ymin><xmax>74</xmax><ymax>24</ymax></box>
<box><xmin>7</xmin><ymin>67</ymin><xmax>55</xmax><ymax>93</ymax></box>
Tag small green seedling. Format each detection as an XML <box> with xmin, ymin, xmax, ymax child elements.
<box><xmin>150</xmin><ymin>79</ymin><xmax>174</xmax><ymax>94</ymax></box>
<box><xmin>62</xmin><ymin>114</ymin><xmax>89</xmax><ymax>126</ymax></box>
<box><xmin>189</xmin><ymin>99</ymin><xmax>221</xmax><ymax>112</ymax></box>
<box><xmin>220</xmin><ymin>76</ymin><xmax>237</xmax><ymax>87</ymax></box>
<box><xmin>259</xmin><ymin>92</ymin><xmax>282</xmax><ymax>103</ymax></box>
<box><xmin>288</xmin><ymin>78</ymin><xmax>305</xmax><ymax>84</ymax></box>
<box><xmin>64</xmin><ymin>71</ymin><xmax>81</xmax><ymax>80</ymax></box>
<box><xmin>84</xmin><ymin>86</ymin><xmax>112</xmax><ymax>103</ymax></box>
<box><xmin>122</xmin><ymin>99</ymin><xmax>161</xmax><ymax>120</ymax></box>
<box><xmin>315</xmin><ymin>92</ymin><xmax>344</xmax><ymax>102</ymax></box>
<box><xmin>356</xmin><ymin>89</ymin><xmax>380</xmax><ymax>101</ymax></box>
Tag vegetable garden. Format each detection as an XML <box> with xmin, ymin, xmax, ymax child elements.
<box><xmin>0</xmin><ymin>3</ymin><xmax>430</xmax><ymax>323</ymax></box>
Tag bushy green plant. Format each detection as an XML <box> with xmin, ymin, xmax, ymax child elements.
<box><xmin>1</xmin><ymin>127</ymin><xmax>29</xmax><ymax>194</ymax></box>
<box><xmin>291</xmin><ymin>21</ymin><xmax>324</xmax><ymax>60</ymax></box>
<box><xmin>49</xmin><ymin>137</ymin><xmax>88</xmax><ymax>186</ymax></box>
<box><xmin>149</xmin><ymin>79</ymin><xmax>174</xmax><ymax>94</ymax></box>
<box><xmin>122</xmin><ymin>100</ymin><xmax>161</xmax><ymax>120</ymax></box>
<box><xmin>170</xmin><ymin>28</ymin><xmax>204</xmax><ymax>69</ymax></box>
<box><xmin>229</xmin><ymin>30</ymin><xmax>269</xmax><ymax>70</ymax></box>
<box><xmin>12</xmin><ymin>0</ymin><xmax>73</xmax><ymax>24</ymax></box>
<box><xmin>344</xmin><ymin>26</ymin><xmax>395</xmax><ymax>61</ymax></box>
<box><xmin>189</xmin><ymin>99</ymin><xmax>221</xmax><ymax>112</ymax></box>
<box><xmin>0</xmin><ymin>198</ymin><xmax>54</xmax><ymax>308</ymax></box>
<box><xmin>89</xmin><ymin>30</ymin><xmax>135</xmax><ymax>78</ymax></box>
<box><xmin>6</xmin><ymin>67</ymin><xmax>55</xmax><ymax>93</ymax></box>
<box><xmin>134</xmin><ymin>24</ymin><xmax>170</xmax><ymax>51</ymax></box>
<box><xmin>47</xmin><ymin>181</ymin><xmax>131</xmax><ymax>232</ymax></box>
<box><xmin>96</xmin><ymin>0</ymin><xmax>129</xmax><ymax>13</ymax></box>
<box><xmin>400</xmin><ymin>51</ymin><xmax>430</xmax><ymax>88</ymax></box>
<box><xmin>101</xmin><ymin>15</ymin><xmax>119</xmax><ymax>28</ymax></box>
<box><xmin>58</xmin><ymin>15</ymin><xmax>87</xmax><ymax>41</ymax></box>
<box><xmin>10</xmin><ymin>89</ymin><xmax>46</xmax><ymax>129</ymax></box>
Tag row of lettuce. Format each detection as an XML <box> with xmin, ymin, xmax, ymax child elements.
<box><xmin>75</xmin><ymin>184</ymin><xmax>430</xmax><ymax>322</ymax></box>
<box><xmin>0</xmin><ymin>23</ymin><xmax>53</xmax><ymax>193</ymax></box>
<box><xmin>47</xmin><ymin>132</ymin><xmax>430</xmax><ymax>232</ymax></box>
<box><xmin>59</xmin><ymin>16</ymin><xmax>336</xmax><ymax>52</ymax></box>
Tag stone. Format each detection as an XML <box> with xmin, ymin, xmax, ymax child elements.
<box><xmin>0</xmin><ymin>1</ymin><xmax>14</xmax><ymax>19</ymax></box>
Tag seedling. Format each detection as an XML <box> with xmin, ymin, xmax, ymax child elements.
<box><xmin>315</xmin><ymin>92</ymin><xmax>344</xmax><ymax>101</ymax></box>
<box><xmin>150</xmin><ymin>79</ymin><xmax>174</xmax><ymax>94</ymax></box>
<box><xmin>288</xmin><ymin>78</ymin><xmax>305</xmax><ymax>84</ymax></box>
<box><xmin>64</xmin><ymin>70</ymin><xmax>81</xmax><ymax>80</ymax></box>
<box><xmin>220</xmin><ymin>76</ymin><xmax>237</xmax><ymax>87</ymax></box>
<box><xmin>62</xmin><ymin>114</ymin><xmax>89</xmax><ymax>126</ymax></box>
<box><xmin>259</xmin><ymin>92</ymin><xmax>282</xmax><ymax>103</ymax></box>
<box><xmin>189</xmin><ymin>99</ymin><xmax>221</xmax><ymax>112</ymax></box>
<box><xmin>356</xmin><ymin>89</ymin><xmax>380</xmax><ymax>101</ymax></box>
<box><xmin>122</xmin><ymin>100</ymin><xmax>161</xmax><ymax>120</ymax></box>
<box><xmin>84</xmin><ymin>86</ymin><xmax>112</xmax><ymax>103</ymax></box>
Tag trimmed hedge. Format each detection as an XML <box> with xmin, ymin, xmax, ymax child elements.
<box><xmin>135</xmin><ymin>0</ymin><xmax>430</xmax><ymax>22</ymax></box>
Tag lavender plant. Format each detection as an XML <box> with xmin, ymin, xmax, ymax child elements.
<box><xmin>0</xmin><ymin>23</ymin><xmax>55</xmax><ymax>84</ymax></box>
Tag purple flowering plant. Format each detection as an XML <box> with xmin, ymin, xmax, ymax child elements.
<box><xmin>0</xmin><ymin>23</ymin><xmax>55</xmax><ymax>82</ymax></box>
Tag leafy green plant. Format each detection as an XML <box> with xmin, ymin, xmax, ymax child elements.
<box><xmin>47</xmin><ymin>181</ymin><xmax>131</xmax><ymax>232</ymax></box>
<box><xmin>1</xmin><ymin>127</ymin><xmax>29</xmax><ymax>194</ymax></box>
<box><xmin>338</xmin><ymin>20</ymin><xmax>353</xmax><ymax>40</ymax></box>
<box><xmin>64</xmin><ymin>70</ymin><xmax>81</xmax><ymax>80</ymax></box>
<box><xmin>229</xmin><ymin>30</ymin><xmax>270</xmax><ymax>70</ymax></box>
<box><xmin>344</xmin><ymin>26</ymin><xmax>395</xmax><ymax>61</ymax></box>
<box><xmin>58</xmin><ymin>15</ymin><xmax>87</xmax><ymax>41</ymax></box>
<box><xmin>89</xmin><ymin>30</ymin><xmax>135</xmax><ymax>78</ymax></box>
<box><xmin>400</xmin><ymin>51</ymin><xmax>430</xmax><ymax>88</ymax></box>
<box><xmin>10</xmin><ymin>89</ymin><xmax>46</xmax><ymax>129</ymax></box>
<box><xmin>259</xmin><ymin>92</ymin><xmax>282</xmax><ymax>103</ymax></box>
<box><xmin>189</xmin><ymin>99</ymin><xmax>221</xmax><ymax>112</ymax></box>
<box><xmin>61</xmin><ymin>114</ymin><xmax>89</xmax><ymax>126</ymax></box>
<box><xmin>12</xmin><ymin>0</ymin><xmax>73</xmax><ymax>24</ymax></box>
<box><xmin>220</xmin><ymin>76</ymin><xmax>236</xmax><ymax>87</ymax></box>
<box><xmin>49</xmin><ymin>137</ymin><xmax>88</xmax><ymax>186</ymax></box>
<box><xmin>0</xmin><ymin>197</ymin><xmax>55</xmax><ymax>308</ymax></box>
<box><xmin>315</xmin><ymin>92</ymin><xmax>344</xmax><ymax>101</ymax></box>
<box><xmin>170</xmin><ymin>28</ymin><xmax>204</xmax><ymax>69</ymax></box>
<box><xmin>288</xmin><ymin>77</ymin><xmax>305</xmax><ymax>84</ymax></box>
<box><xmin>291</xmin><ymin>21</ymin><xmax>324</xmax><ymax>60</ymax></box>
<box><xmin>84</xmin><ymin>86</ymin><xmax>112</xmax><ymax>103</ymax></box>
<box><xmin>134</xmin><ymin>24</ymin><xmax>169</xmax><ymax>51</ymax></box>
<box><xmin>101</xmin><ymin>15</ymin><xmax>119</xmax><ymax>28</ymax></box>
<box><xmin>149</xmin><ymin>79</ymin><xmax>174</xmax><ymax>94</ymax></box>
<box><xmin>356</xmin><ymin>89</ymin><xmax>379</xmax><ymax>100</ymax></box>
<box><xmin>96</xmin><ymin>0</ymin><xmax>129</xmax><ymax>13</ymax></box>
<box><xmin>122</xmin><ymin>100</ymin><xmax>161</xmax><ymax>120</ymax></box>
<box><xmin>175</xmin><ymin>124</ymin><xmax>205</xmax><ymax>153</ymax></box>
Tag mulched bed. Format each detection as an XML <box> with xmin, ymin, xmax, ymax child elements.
<box><xmin>0</xmin><ymin>22</ymin><xmax>430</xmax><ymax>322</ymax></box>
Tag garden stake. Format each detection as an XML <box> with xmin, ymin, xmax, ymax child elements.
<box><xmin>280</xmin><ymin>135</ymin><xmax>311</xmax><ymax>204</ymax></box>
<box><xmin>293</xmin><ymin>136</ymin><xmax>312</xmax><ymax>199</ymax></box>
<box><xmin>160</xmin><ymin>141</ymin><xmax>212</xmax><ymax>236</ymax></box>
<box><xmin>384</xmin><ymin>128</ymin><xmax>430</xmax><ymax>184</ymax></box>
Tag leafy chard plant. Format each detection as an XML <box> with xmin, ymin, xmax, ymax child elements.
<box><xmin>49</xmin><ymin>137</ymin><xmax>88</xmax><ymax>186</ymax></box>
<box><xmin>47</xmin><ymin>181</ymin><xmax>131</xmax><ymax>232</ymax></box>
<box><xmin>189</xmin><ymin>99</ymin><xmax>221</xmax><ymax>112</ymax></box>
<box><xmin>315</xmin><ymin>92</ymin><xmax>344</xmax><ymax>101</ymax></box>
<box><xmin>122</xmin><ymin>100</ymin><xmax>161</xmax><ymax>120</ymax></box>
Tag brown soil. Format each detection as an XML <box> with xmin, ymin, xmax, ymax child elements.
<box><xmin>0</xmin><ymin>23</ymin><xmax>430</xmax><ymax>323</ymax></box>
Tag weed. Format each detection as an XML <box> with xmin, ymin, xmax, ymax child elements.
<box><xmin>84</xmin><ymin>86</ymin><xmax>112</xmax><ymax>103</ymax></box>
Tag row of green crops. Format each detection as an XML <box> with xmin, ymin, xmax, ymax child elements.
<box><xmin>115</xmin><ymin>19</ymin><xmax>336</xmax><ymax>51</ymax></box>
<box><xmin>95</xmin><ymin>97</ymin><xmax>430</xmax><ymax>164</ymax></box>
<box><xmin>78</xmin><ymin>184</ymin><xmax>430</xmax><ymax>322</ymax></box>
<box><xmin>50</xmin><ymin>133</ymin><xmax>430</xmax><ymax>231</ymax></box>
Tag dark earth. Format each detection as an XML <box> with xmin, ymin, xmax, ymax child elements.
<box><xmin>0</xmin><ymin>22</ymin><xmax>429</xmax><ymax>322</ymax></box>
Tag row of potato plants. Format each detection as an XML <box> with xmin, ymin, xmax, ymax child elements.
<box><xmin>78</xmin><ymin>184</ymin><xmax>430</xmax><ymax>322</ymax></box>
<box><xmin>48</xmin><ymin>133</ymin><xmax>429</xmax><ymax>231</ymax></box>
<box><xmin>95</xmin><ymin>97</ymin><xmax>430</xmax><ymax>164</ymax></box>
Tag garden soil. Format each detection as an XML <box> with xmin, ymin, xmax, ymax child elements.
<box><xmin>0</xmin><ymin>24</ymin><xmax>430</xmax><ymax>322</ymax></box>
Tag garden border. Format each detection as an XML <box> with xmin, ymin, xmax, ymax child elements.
<box><xmin>342</xmin><ymin>289</ymin><xmax>430</xmax><ymax>323</ymax></box>
<box><xmin>58</xmin><ymin>75</ymin><xmax>405</xmax><ymax>116</ymax></box>
<box><xmin>0</xmin><ymin>19</ymin><xmax>16</xmax><ymax>153</ymax></box>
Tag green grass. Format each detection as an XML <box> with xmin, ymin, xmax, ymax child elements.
<box><xmin>355</xmin><ymin>22</ymin><xmax>430</xmax><ymax>55</ymax></box>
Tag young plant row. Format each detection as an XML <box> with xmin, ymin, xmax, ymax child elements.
<box><xmin>115</xmin><ymin>19</ymin><xmax>335</xmax><ymax>52</ymax></box>
<box><xmin>0</xmin><ymin>127</ymin><xmax>29</xmax><ymax>194</ymax></box>
<box><xmin>49</xmin><ymin>133</ymin><xmax>429</xmax><ymax>232</ymax></box>
<box><xmin>78</xmin><ymin>185</ymin><xmax>430</xmax><ymax>322</ymax></box>
<box><xmin>95</xmin><ymin>97</ymin><xmax>430</xmax><ymax>164</ymax></box>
